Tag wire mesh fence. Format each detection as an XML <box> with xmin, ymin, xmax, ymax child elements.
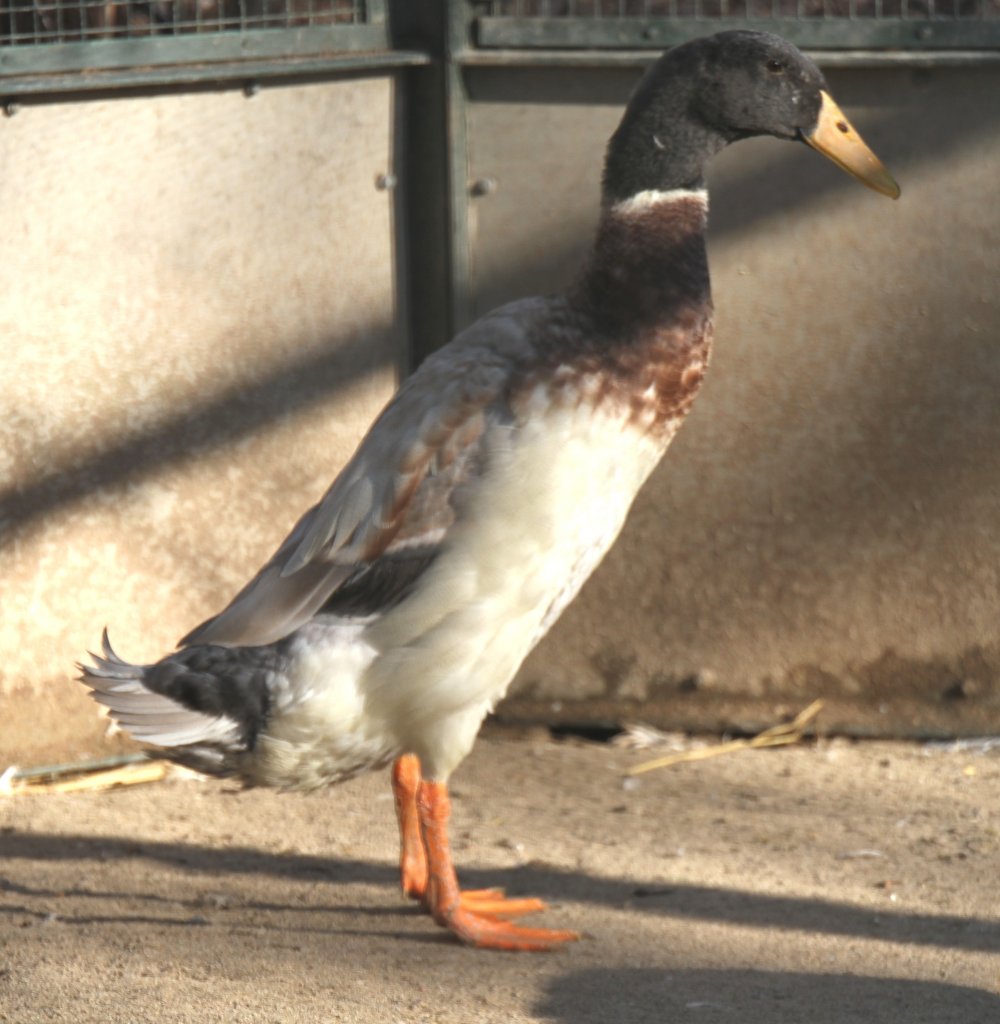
<box><xmin>474</xmin><ymin>0</ymin><xmax>1000</xmax><ymax>48</ymax></box>
<box><xmin>483</xmin><ymin>0</ymin><xmax>999</xmax><ymax>16</ymax></box>
<box><xmin>0</xmin><ymin>0</ymin><xmax>995</xmax><ymax>91</ymax></box>
<box><xmin>0</xmin><ymin>0</ymin><xmax>367</xmax><ymax>46</ymax></box>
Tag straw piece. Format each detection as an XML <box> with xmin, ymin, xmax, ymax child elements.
<box><xmin>627</xmin><ymin>699</ymin><xmax>824</xmax><ymax>776</ymax></box>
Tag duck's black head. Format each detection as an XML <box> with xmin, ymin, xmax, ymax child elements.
<box><xmin>603</xmin><ymin>31</ymin><xmax>899</xmax><ymax>205</ymax></box>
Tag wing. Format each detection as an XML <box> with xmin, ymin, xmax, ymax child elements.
<box><xmin>180</xmin><ymin>303</ymin><xmax>547</xmax><ymax>649</ymax></box>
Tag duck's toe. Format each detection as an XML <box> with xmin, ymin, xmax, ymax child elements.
<box><xmin>456</xmin><ymin>889</ymin><xmax>548</xmax><ymax>920</ymax></box>
<box><xmin>439</xmin><ymin>904</ymin><xmax>580</xmax><ymax>952</ymax></box>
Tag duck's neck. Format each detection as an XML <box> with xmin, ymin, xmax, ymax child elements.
<box><xmin>601</xmin><ymin>78</ymin><xmax>730</xmax><ymax>204</ymax></box>
<box><xmin>569</xmin><ymin>187</ymin><xmax>712</xmax><ymax>335</ymax></box>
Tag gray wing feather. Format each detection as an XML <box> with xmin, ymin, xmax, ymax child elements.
<box><xmin>283</xmin><ymin>472</ymin><xmax>374</xmax><ymax>578</ymax></box>
<box><xmin>179</xmin><ymin>301</ymin><xmax>549</xmax><ymax>650</ymax></box>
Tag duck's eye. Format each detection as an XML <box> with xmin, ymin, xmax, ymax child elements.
<box><xmin>766</xmin><ymin>59</ymin><xmax>785</xmax><ymax>74</ymax></box>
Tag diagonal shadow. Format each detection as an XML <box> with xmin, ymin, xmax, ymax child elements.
<box><xmin>536</xmin><ymin>967</ymin><xmax>1000</xmax><ymax>1024</ymax></box>
<box><xmin>5</xmin><ymin>64</ymin><xmax>992</xmax><ymax>553</ymax></box>
<box><xmin>0</xmin><ymin>326</ymin><xmax>394</xmax><ymax>548</ymax></box>
<box><xmin>4</xmin><ymin>831</ymin><xmax>998</xmax><ymax>954</ymax></box>
<box><xmin>1</xmin><ymin>876</ymin><xmax>403</xmax><ymax>921</ymax></box>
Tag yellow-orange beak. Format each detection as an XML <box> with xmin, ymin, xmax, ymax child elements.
<box><xmin>803</xmin><ymin>90</ymin><xmax>900</xmax><ymax>200</ymax></box>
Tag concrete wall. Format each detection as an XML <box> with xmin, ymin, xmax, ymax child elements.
<box><xmin>465</xmin><ymin>63</ymin><xmax>1000</xmax><ymax>737</ymax></box>
<box><xmin>3</xmin><ymin>59</ymin><xmax>998</xmax><ymax>766</ymax></box>
<box><xmin>1</xmin><ymin>74</ymin><xmax>404</xmax><ymax>763</ymax></box>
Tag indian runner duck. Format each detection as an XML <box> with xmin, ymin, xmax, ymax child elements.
<box><xmin>81</xmin><ymin>30</ymin><xmax>898</xmax><ymax>952</ymax></box>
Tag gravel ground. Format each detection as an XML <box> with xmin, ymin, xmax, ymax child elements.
<box><xmin>2</xmin><ymin>731</ymin><xmax>999</xmax><ymax>1023</ymax></box>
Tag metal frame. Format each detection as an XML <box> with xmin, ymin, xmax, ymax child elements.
<box><xmin>0</xmin><ymin>1</ymin><xmax>395</xmax><ymax>87</ymax></box>
<box><xmin>0</xmin><ymin>26</ymin><xmax>390</xmax><ymax>75</ymax></box>
<box><xmin>0</xmin><ymin>48</ymin><xmax>427</xmax><ymax>97</ymax></box>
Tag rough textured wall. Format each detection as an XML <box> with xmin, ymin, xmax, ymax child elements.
<box><xmin>1</xmin><ymin>76</ymin><xmax>402</xmax><ymax>762</ymax></box>
<box><xmin>4</xmin><ymin>61</ymin><xmax>998</xmax><ymax>768</ymax></box>
<box><xmin>466</xmin><ymin>64</ymin><xmax>1000</xmax><ymax>736</ymax></box>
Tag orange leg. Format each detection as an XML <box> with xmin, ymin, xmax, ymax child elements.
<box><xmin>390</xmin><ymin>753</ymin><xmax>573</xmax><ymax>942</ymax></box>
<box><xmin>392</xmin><ymin>754</ymin><xmax>428</xmax><ymax>900</ymax></box>
<box><xmin>415</xmin><ymin>777</ymin><xmax>580</xmax><ymax>951</ymax></box>
<box><xmin>391</xmin><ymin>754</ymin><xmax>544</xmax><ymax>917</ymax></box>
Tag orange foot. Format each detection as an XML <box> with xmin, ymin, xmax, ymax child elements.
<box><xmin>393</xmin><ymin>756</ymin><xmax>541</xmax><ymax>916</ymax></box>
<box><xmin>390</xmin><ymin>754</ymin><xmax>578</xmax><ymax>951</ymax></box>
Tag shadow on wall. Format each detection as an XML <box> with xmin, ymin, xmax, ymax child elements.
<box><xmin>3</xmin><ymin>65</ymin><xmax>997</xmax><ymax>587</ymax></box>
<box><xmin>0</xmin><ymin>322</ymin><xmax>393</xmax><ymax>547</ymax></box>
<box><xmin>536</xmin><ymin>968</ymin><xmax>1000</xmax><ymax>1024</ymax></box>
<box><xmin>466</xmin><ymin>61</ymin><xmax>1000</xmax><ymax>693</ymax></box>
<box><xmin>1</xmin><ymin>74</ymin><xmax>401</xmax><ymax>562</ymax></box>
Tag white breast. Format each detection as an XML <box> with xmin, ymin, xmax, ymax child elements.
<box><xmin>363</xmin><ymin>386</ymin><xmax>673</xmax><ymax>777</ymax></box>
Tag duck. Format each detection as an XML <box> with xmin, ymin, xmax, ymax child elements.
<box><xmin>80</xmin><ymin>30</ymin><xmax>898</xmax><ymax>952</ymax></box>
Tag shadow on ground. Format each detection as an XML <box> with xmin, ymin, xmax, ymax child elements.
<box><xmin>4</xmin><ymin>830</ymin><xmax>997</xmax><ymax>954</ymax></box>
<box><xmin>536</xmin><ymin>967</ymin><xmax>1000</xmax><ymax>1024</ymax></box>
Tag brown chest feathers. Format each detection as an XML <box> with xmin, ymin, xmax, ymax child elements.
<box><xmin>528</xmin><ymin>192</ymin><xmax>714</xmax><ymax>438</ymax></box>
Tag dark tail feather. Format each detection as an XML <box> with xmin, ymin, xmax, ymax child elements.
<box><xmin>78</xmin><ymin>631</ymin><xmax>242</xmax><ymax>775</ymax></box>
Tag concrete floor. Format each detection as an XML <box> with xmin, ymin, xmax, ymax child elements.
<box><xmin>2</xmin><ymin>732</ymin><xmax>998</xmax><ymax>1023</ymax></box>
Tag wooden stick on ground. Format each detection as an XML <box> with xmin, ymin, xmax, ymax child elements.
<box><xmin>1</xmin><ymin>756</ymin><xmax>170</xmax><ymax>796</ymax></box>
